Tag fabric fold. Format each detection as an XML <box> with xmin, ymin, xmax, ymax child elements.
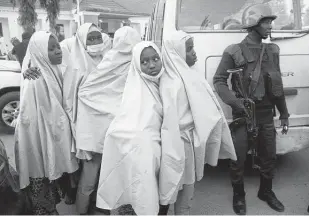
<box><xmin>75</xmin><ymin>26</ymin><xmax>141</xmax><ymax>157</ymax></box>
<box><xmin>15</xmin><ymin>31</ymin><xmax>79</xmax><ymax>189</ymax></box>
<box><xmin>96</xmin><ymin>41</ymin><xmax>162</xmax><ymax>215</ymax></box>
<box><xmin>159</xmin><ymin>30</ymin><xmax>237</xmax><ymax>205</ymax></box>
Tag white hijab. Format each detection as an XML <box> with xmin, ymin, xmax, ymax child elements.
<box><xmin>101</xmin><ymin>33</ymin><xmax>112</xmax><ymax>56</ymax></box>
<box><xmin>96</xmin><ymin>41</ymin><xmax>163</xmax><ymax>214</ymax></box>
<box><xmin>60</xmin><ymin>36</ymin><xmax>75</xmax><ymax>54</ymax></box>
<box><xmin>60</xmin><ymin>36</ymin><xmax>75</xmax><ymax>72</ymax></box>
<box><xmin>15</xmin><ymin>31</ymin><xmax>78</xmax><ymax>189</ymax></box>
<box><xmin>159</xmin><ymin>31</ymin><xmax>237</xmax><ymax>204</ymax></box>
<box><xmin>71</xmin><ymin>23</ymin><xmax>103</xmax><ymax>73</ymax></box>
<box><xmin>62</xmin><ymin>23</ymin><xmax>104</xmax><ymax>142</ymax></box>
<box><xmin>75</xmin><ymin>26</ymin><xmax>141</xmax><ymax>159</ymax></box>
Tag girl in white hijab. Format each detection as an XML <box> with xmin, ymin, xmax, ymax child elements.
<box><xmin>20</xmin><ymin>29</ymin><xmax>112</xmax><ymax>206</ymax></box>
<box><xmin>74</xmin><ymin>26</ymin><xmax>140</xmax><ymax>215</ymax></box>
<box><xmin>159</xmin><ymin>31</ymin><xmax>237</xmax><ymax>214</ymax></box>
<box><xmin>96</xmin><ymin>41</ymin><xmax>164</xmax><ymax>215</ymax></box>
<box><xmin>14</xmin><ymin>31</ymin><xmax>79</xmax><ymax>215</ymax></box>
<box><xmin>62</xmin><ymin>23</ymin><xmax>111</xmax><ymax>142</ymax></box>
<box><xmin>60</xmin><ymin>36</ymin><xmax>75</xmax><ymax>72</ymax></box>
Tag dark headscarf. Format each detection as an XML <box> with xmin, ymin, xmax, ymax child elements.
<box><xmin>0</xmin><ymin>139</ymin><xmax>19</xmax><ymax>193</ymax></box>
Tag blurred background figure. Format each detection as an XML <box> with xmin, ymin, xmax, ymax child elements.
<box><xmin>13</xmin><ymin>31</ymin><xmax>34</xmax><ymax>66</ymax></box>
<box><xmin>56</xmin><ymin>24</ymin><xmax>65</xmax><ymax>42</ymax></box>
<box><xmin>9</xmin><ymin>37</ymin><xmax>21</xmax><ymax>61</ymax></box>
<box><xmin>222</xmin><ymin>19</ymin><xmax>242</xmax><ymax>30</ymax></box>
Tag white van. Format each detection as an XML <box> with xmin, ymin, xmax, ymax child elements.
<box><xmin>147</xmin><ymin>0</ymin><xmax>309</xmax><ymax>154</ymax></box>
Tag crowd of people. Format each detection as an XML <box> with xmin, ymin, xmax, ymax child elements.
<box><xmin>0</xmin><ymin>3</ymin><xmax>301</xmax><ymax>215</ymax></box>
<box><xmin>0</xmin><ymin>23</ymin><xmax>236</xmax><ymax>215</ymax></box>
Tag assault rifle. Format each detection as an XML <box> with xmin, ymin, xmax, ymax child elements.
<box><xmin>227</xmin><ymin>68</ymin><xmax>260</xmax><ymax>170</ymax></box>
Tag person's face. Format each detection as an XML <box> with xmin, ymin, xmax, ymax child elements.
<box><xmin>48</xmin><ymin>36</ymin><xmax>62</xmax><ymax>65</ymax></box>
<box><xmin>140</xmin><ymin>47</ymin><xmax>162</xmax><ymax>76</ymax></box>
<box><xmin>255</xmin><ymin>18</ymin><xmax>273</xmax><ymax>39</ymax></box>
<box><xmin>185</xmin><ymin>38</ymin><xmax>197</xmax><ymax>67</ymax></box>
<box><xmin>86</xmin><ymin>31</ymin><xmax>103</xmax><ymax>46</ymax></box>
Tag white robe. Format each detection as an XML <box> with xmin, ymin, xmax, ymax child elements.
<box><xmin>75</xmin><ymin>26</ymin><xmax>141</xmax><ymax>158</ymax></box>
<box><xmin>15</xmin><ymin>31</ymin><xmax>78</xmax><ymax>189</ymax></box>
<box><xmin>159</xmin><ymin>31</ymin><xmax>237</xmax><ymax>205</ymax></box>
<box><xmin>96</xmin><ymin>41</ymin><xmax>163</xmax><ymax>215</ymax></box>
<box><xmin>62</xmin><ymin>24</ymin><xmax>112</xmax><ymax>159</ymax></box>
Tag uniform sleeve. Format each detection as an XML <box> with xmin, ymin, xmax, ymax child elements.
<box><xmin>213</xmin><ymin>52</ymin><xmax>244</xmax><ymax>111</ymax></box>
<box><xmin>11</xmin><ymin>47</ymin><xmax>16</xmax><ymax>55</ymax></box>
<box><xmin>272</xmin><ymin>51</ymin><xmax>290</xmax><ymax>119</ymax></box>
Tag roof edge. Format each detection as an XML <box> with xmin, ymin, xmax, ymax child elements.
<box><xmin>82</xmin><ymin>7</ymin><xmax>150</xmax><ymax>16</ymax></box>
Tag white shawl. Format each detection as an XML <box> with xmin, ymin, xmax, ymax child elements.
<box><xmin>75</xmin><ymin>26</ymin><xmax>141</xmax><ymax>158</ymax></box>
<box><xmin>62</xmin><ymin>23</ymin><xmax>109</xmax><ymax>151</ymax></box>
<box><xmin>159</xmin><ymin>31</ymin><xmax>237</xmax><ymax>204</ymax></box>
<box><xmin>15</xmin><ymin>31</ymin><xmax>78</xmax><ymax>189</ymax></box>
<box><xmin>96</xmin><ymin>41</ymin><xmax>163</xmax><ymax>214</ymax></box>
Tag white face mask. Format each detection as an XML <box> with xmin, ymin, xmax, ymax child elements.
<box><xmin>140</xmin><ymin>68</ymin><xmax>164</xmax><ymax>82</ymax></box>
<box><xmin>86</xmin><ymin>43</ymin><xmax>105</xmax><ymax>56</ymax></box>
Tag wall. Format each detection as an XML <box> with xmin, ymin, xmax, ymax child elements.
<box><xmin>0</xmin><ymin>17</ymin><xmax>10</xmax><ymax>54</ymax></box>
<box><xmin>0</xmin><ymin>6</ymin><xmax>76</xmax><ymax>51</ymax></box>
<box><xmin>107</xmin><ymin>19</ymin><xmax>123</xmax><ymax>33</ymax></box>
<box><xmin>129</xmin><ymin>16</ymin><xmax>149</xmax><ymax>39</ymax></box>
<box><xmin>83</xmin><ymin>14</ymin><xmax>99</xmax><ymax>26</ymax></box>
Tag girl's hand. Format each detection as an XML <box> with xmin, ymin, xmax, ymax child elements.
<box><xmin>23</xmin><ymin>67</ymin><xmax>42</xmax><ymax>80</ymax></box>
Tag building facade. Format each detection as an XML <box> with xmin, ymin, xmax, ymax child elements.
<box><xmin>0</xmin><ymin>0</ymin><xmax>153</xmax><ymax>55</ymax></box>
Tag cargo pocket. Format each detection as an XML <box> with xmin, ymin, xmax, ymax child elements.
<box><xmin>267</xmin><ymin>71</ymin><xmax>284</xmax><ymax>99</ymax></box>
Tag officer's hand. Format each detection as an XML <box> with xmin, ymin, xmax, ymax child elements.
<box><xmin>23</xmin><ymin>67</ymin><xmax>41</xmax><ymax>80</ymax></box>
<box><xmin>234</xmin><ymin>98</ymin><xmax>248</xmax><ymax>117</ymax></box>
<box><xmin>281</xmin><ymin>119</ymin><xmax>289</xmax><ymax>135</ymax></box>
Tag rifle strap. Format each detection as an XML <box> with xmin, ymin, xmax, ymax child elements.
<box><xmin>250</xmin><ymin>44</ymin><xmax>266</xmax><ymax>94</ymax></box>
<box><xmin>238</xmin><ymin>43</ymin><xmax>266</xmax><ymax>99</ymax></box>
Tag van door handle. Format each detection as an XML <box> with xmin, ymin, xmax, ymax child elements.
<box><xmin>284</xmin><ymin>88</ymin><xmax>298</xmax><ymax>96</ymax></box>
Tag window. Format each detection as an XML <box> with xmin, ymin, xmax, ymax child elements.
<box><xmin>302</xmin><ymin>0</ymin><xmax>309</xmax><ymax>29</ymax></box>
<box><xmin>177</xmin><ymin>0</ymin><xmax>305</xmax><ymax>31</ymax></box>
<box><xmin>100</xmin><ymin>22</ymin><xmax>109</xmax><ymax>33</ymax></box>
<box><xmin>147</xmin><ymin>0</ymin><xmax>166</xmax><ymax>48</ymax></box>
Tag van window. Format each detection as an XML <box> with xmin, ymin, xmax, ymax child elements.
<box><xmin>177</xmin><ymin>0</ymin><xmax>307</xmax><ymax>31</ymax></box>
<box><xmin>302</xmin><ymin>0</ymin><xmax>309</xmax><ymax>29</ymax></box>
<box><xmin>147</xmin><ymin>0</ymin><xmax>166</xmax><ymax>48</ymax></box>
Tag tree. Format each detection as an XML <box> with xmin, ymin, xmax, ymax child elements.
<box><xmin>39</xmin><ymin>0</ymin><xmax>61</xmax><ymax>33</ymax></box>
<box><xmin>10</xmin><ymin>0</ymin><xmax>38</xmax><ymax>32</ymax></box>
<box><xmin>10</xmin><ymin>0</ymin><xmax>62</xmax><ymax>33</ymax></box>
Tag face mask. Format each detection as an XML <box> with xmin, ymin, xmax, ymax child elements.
<box><xmin>86</xmin><ymin>43</ymin><xmax>105</xmax><ymax>56</ymax></box>
<box><xmin>140</xmin><ymin>67</ymin><xmax>164</xmax><ymax>82</ymax></box>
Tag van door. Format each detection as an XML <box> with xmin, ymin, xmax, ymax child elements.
<box><xmin>155</xmin><ymin>0</ymin><xmax>309</xmax><ymax>154</ymax></box>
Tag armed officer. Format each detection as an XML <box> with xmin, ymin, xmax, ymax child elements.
<box><xmin>213</xmin><ymin>4</ymin><xmax>289</xmax><ymax>215</ymax></box>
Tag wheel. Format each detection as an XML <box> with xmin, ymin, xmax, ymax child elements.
<box><xmin>0</xmin><ymin>91</ymin><xmax>20</xmax><ymax>133</ymax></box>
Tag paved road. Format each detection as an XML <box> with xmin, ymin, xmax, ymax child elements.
<box><xmin>2</xmin><ymin>132</ymin><xmax>309</xmax><ymax>215</ymax></box>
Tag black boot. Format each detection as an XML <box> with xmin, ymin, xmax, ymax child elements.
<box><xmin>158</xmin><ymin>204</ymin><xmax>169</xmax><ymax>215</ymax></box>
<box><xmin>232</xmin><ymin>183</ymin><xmax>246</xmax><ymax>215</ymax></box>
<box><xmin>258</xmin><ymin>176</ymin><xmax>284</xmax><ymax>212</ymax></box>
<box><xmin>307</xmin><ymin>205</ymin><xmax>309</xmax><ymax>213</ymax></box>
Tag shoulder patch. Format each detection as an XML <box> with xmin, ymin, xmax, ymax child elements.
<box><xmin>267</xmin><ymin>43</ymin><xmax>280</xmax><ymax>53</ymax></box>
<box><xmin>224</xmin><ymin>44</ymin><xmax>246</xmax><ymax>67</ymax></box>
<box><xmin>224</xmin><ymin>44</ymin><xmax>241</xmax><ymax>55</ymax></box>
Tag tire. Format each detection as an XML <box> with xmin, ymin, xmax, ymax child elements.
<box><xmin>0</xmin><ymin>91</ymin><xmax>20</xmax><ymax>133</ymax></box>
